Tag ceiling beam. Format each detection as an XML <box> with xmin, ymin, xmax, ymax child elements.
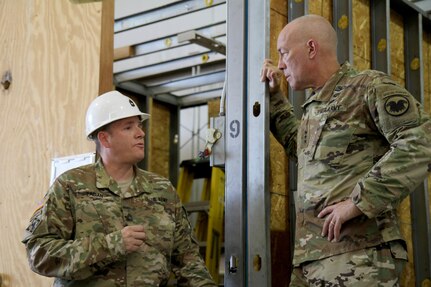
<box><xmin>114</xmin><ymin>52</ymin><xmax>225</xmax><ymax>82</ymax></box>
<box><xmin>115</xmin><ymin>0</ymin><xmax>226</xmax><ymax>32</ymax></box>
<box><xmin>172</xmin><ymin>82</ymin><xmax>224</xmax><ymax>96</ymax></box>
<box><xmin>114</xmin><ymin>4</ymin><xmax>226</xmax><ymax>49</ymax></box>
<box><xmin>133</xmin><ymin>23</ymin><xmax>226</xmax><ymax>56</ymax></box>
<box><xmin>114</xmin><ymin>36</ymin><xmax>226</xmax><ymax>73</ymax></box>
<box><xmin>138</xmin><ymin>62</ymin><xmax>226</xmax><ymax>86</ymax></box>
<box><xmin>149</xmin><ymin>71</ymin><xmax>225</xmax><ymax>94</ymax></box>
<box><xmin>177</xmin><ymin>88</ymin><xmax>222</xmax><ymax>107</ymax></box>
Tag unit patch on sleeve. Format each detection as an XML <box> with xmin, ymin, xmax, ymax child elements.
<box><xmin>384</xmin><ymin>95</ymin><xmax>410</xmax><ymax>116</ymax></box>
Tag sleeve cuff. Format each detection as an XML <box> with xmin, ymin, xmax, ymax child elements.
<box><xmin>105</xmin><ymin>230</ymin><xmax>127</xmax><ymax>259</ymax></box>
<box><xmin>350</xmin><ymin>183</ymin><xmax>375</xmax><ymax>218</ymax></box>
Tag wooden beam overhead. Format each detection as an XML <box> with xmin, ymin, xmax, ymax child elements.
<box><xmin>113</xmin><ymin>46</ymin><xmax>135</xmax><ymax>61</ymax></box>
<box><xmin>99</xmin><ymin>0</ymin><xmax>114</xmax><ymax>94</ymax></box>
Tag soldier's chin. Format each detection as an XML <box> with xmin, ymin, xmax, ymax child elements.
<box><xmin>134</xmin><ymin>153</ymin><xmax>145</xmax><ymax>162</ymax></box>
<box><xmin>288</xmin><ymin>81</ymin><xmax>299</xmax><ymax>90</ymax></box>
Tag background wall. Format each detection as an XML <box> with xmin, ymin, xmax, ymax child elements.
<box><xmin>1</xmin><ymin>1</ymin><xmax>430</xmax><ymax>286</ymax></box>
<box><xmin>148</xmin><ymin>98</ymin><xmax>171</xmax><ymax>178</ymax></box>
<box><xmin>268</xmin><ymin>1</ymin><xmax>292</xmax><ymax>287</ymax></box>
<box><xmin>0</xmin><ymin>1</ymin><xmax>105</xmax><ymax>286</ymax></box>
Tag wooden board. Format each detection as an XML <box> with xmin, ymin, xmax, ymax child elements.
<box><xmin>0</xmin><ymin>0</ymin><xmax>104</xmax><ymax>285</ymax></box>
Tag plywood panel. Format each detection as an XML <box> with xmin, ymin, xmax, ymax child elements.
<box><xmin>352</xmin><ymin>0</ymin><xmax>371</xmax><ymax>70</ymax></box>
<box><xmin>270</xmin><ymin>1</ymin><xmax>290</xmax><ymax>286</ymax></box>
<box><xmin>270</xmin><ymin>8</ymin><xmax>288</xmax><ymax>62</ymax></box>
<box><xmin>148</xmin><ymin>100</ymin><xmax>170</xmax><ymax>178</ymax></box>
<box><xmin>208</xmin><ymin>98</ymin><xmax>220</xmax><ymax>119</ymax></box>
<box><xmin>0</xmin><ymin>0</ymin><xmax>103</xmax><ymax>286</ymax></box>
<box><xmin>391</xmin><ymin>10</ymin><xmax>417</xmax><ymax>287</ymax></box>
<box><xmin>390</xmin><ymin>10</ymin><xmax>405</xmax><ymax>86</ymax></box>
<box><xmin>270</xmin><ymin>0</ymin><xmax>287</xmax><ymax>17</ymax></box>
<box><xmin>270</xmin><ymin>193</ymin><xmax>290</xmax><ymax>287</ymax></box>
<box><xmin>390</xmin><ymin>9</ymin><xmax>415</xmax><ymax>287</ymax></box>
<box><xmin>269</xmin><ymin>135</ymin><xmax>289</xmax><ymax>198</ymax></box>
<box><xmin>99</xmin><ymin>0</ymin><xmax>115</xmax><ymax>94</ymax></box>
<box><xmin>308</xmin><ymin>0</ymin><xmax>332</xmax><ymax>22</ymax></box>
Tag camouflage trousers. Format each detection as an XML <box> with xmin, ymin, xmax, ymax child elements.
<box><xmin>290</xmin><ymin>242</ymin><xmax>407</xmax><ymax>287</ymax></box>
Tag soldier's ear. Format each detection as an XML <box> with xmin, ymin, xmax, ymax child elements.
<box><xmin>97</xmin><ymin>131</ymin><xmax>111</xmax><ymax>148</ymax></box>
<box><xmin>307</xmin><ymin>39</ymin><xmax>318</xmax><ymax>59</ymax></box>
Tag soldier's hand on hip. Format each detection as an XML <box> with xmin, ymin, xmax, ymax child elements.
<box><xmin>317</xmin><ymin>199</ymin><xmax>363</xmax><ymax>242</ymax></box>
<box><xmin>121</xmin><ymin>225</ymin><xmax>146</xmax><ymax>253</ymax></box>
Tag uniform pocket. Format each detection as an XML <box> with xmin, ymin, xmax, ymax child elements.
<box><xmin>299</xmin><ymin>113</ymin><xmax>327</xmax><ymax>160</ymax></box>
<box><xmin>137</xmin><ymin>199</ymin><xmax>176</xmax><ymax>254</ymax></box>
<box><xmin>312</xmin><ymin>118</ymin><xmax>355</xmax><ymax>168</ymax></box>
<box><xmin>74</xmin><ymin>194</ymin><xmax>124</xmax><ymax>236</ymax></box>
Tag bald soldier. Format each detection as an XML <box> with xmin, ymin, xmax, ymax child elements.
<box><xmin>261</xmin><ymin>14</ymin><xmax>431</xmax><ymax>286</ymax></box>
<box><xmin>23</xmin><ymin>91</ymin><xmax>216</xmax><ymax>287</ymax></box>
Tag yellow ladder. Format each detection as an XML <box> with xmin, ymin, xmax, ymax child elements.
<box><xmin>176</xmin><ymin>159</ymin><xmax>225</xmax><ymax>284</ymax></box>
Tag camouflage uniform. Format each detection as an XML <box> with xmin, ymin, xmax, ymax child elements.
<box><xmin>270</xmin><ymin>62</ymin><xmax>431</xmax><ymax>284</ymax></box>
<box><xmin>289</xmin><ymin>241</ymin><xmax>406</xmax><ymax>286</ymax></box>
<box><xmin>22</xmin><ymin>159</ymin><xmax>216</xmax><ymax>287</ymax></box>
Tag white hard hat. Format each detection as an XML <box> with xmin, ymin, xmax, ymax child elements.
<box><xmin>85</xmin><ymin>90</ymin><xmax>150</xmax><ymax>138</ymax></box>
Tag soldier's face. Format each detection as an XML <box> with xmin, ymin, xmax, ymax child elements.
<box><xmin>104</xmin><ymin>116</ymin><xmax>146</xmax><ymax>164</ymax></box>
<box><xmin>277</xmin><ymin>30</ymin><xmax>310</xmax><ymax>90</ymax></box>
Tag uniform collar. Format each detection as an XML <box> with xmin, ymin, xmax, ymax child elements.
<box><xmin>95</xmin><ymin>158</ymin><xmax>151</xmax><ymax>198</ymax></box>
<box><xmin>302</xmin><ymin>61</ymin><xmax>352</xmax><ymax>107</ymax></box>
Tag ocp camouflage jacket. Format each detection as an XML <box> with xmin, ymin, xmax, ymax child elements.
<box><xmin>23</xmin><ymin>159</ymin><xmax>216</xmax><ymax>287</ymax></box>
<box><xmin>270</xmin><ymin>62</ymin><xmax>431</xmax><ymax>266</ymax></box>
